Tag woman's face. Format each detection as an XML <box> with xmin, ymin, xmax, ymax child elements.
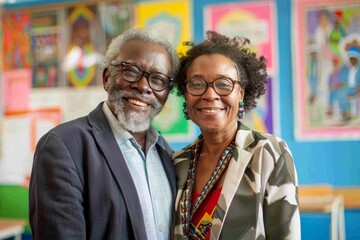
<box><xmin>185</xmin><ymin>54</ymin><xmax>244</xmax><ymax>134</ymax></box>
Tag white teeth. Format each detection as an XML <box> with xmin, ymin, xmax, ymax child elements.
<box><xmin>127</xmin><ymin>98</ymin><xmax>148</xmax><ymax>107</ymax></box>
<box><xmin>201</xmin><ymin>109</ymin><xmax>220</xmax><ymax>113</ymax></box>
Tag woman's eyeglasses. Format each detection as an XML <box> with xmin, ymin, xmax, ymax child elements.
<box><xmin>185</xmin><ymin>77</ymin><xmax>240</xmax><ymax>96</ymax></box>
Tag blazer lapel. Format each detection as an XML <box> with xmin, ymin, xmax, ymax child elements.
<box><xmin>157</xmin><ymin>144</ymin><xmax>176</xmax><ymax>199</ymax></box>
<box><xmin>89</xmin><ymin>103</ymin><xmax>147</xmax><ymax>240</ymax></box>
<box><xmin>211</xmin><ymin>126</ymin><xmax>255</xmax><ymax>240</ymax></box>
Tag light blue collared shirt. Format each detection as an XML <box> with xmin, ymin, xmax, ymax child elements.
<box><xmin>102</xmin><ymin>102</ymin><xmax>172</xmax><ymax>240</ymax></box>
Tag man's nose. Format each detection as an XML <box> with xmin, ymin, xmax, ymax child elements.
<box><xmin>131</xmin><ymin>73</ymin><xmax>152</xmax><ymax>94</ymax></box>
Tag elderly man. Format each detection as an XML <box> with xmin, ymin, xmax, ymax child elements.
<box><xmin>29</xmin><ymin>28</ymin><xmax>179</xmax><ymax>240</ymax></box>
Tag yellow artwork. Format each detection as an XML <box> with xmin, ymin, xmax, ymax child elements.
<box><xmin>135</xmin><ymin>0</ymin><xmax>192</xmax><ymax>55</ymax></box>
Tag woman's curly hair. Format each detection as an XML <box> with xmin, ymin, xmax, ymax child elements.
<box><xmin>174</xmin><ymin>31</ymin><xmax>268</xmax><ymax>112</ymax></box>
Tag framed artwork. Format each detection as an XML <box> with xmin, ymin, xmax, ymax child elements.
<box><xmin>2</xmin><ymin>11</ymin><xmax>32</xmax><ymax>71</ymax></box>
<box><xmin>2</xmin><ymin>69</ymin><xmax>32</xmax><ymax>114</ymax></box>
<box><xmin>293</xmin><ymin>0</ymin><xmax>360</xmax><ymax>140</ymax></box>
<box><xmin>242</xmin><ymin>77</ymin><xmax>274</xmax><ymax>134</ymax></box>
<box><xmin>204</xmin><ymin>1</ymin><xmax>278</xmax><ymax>134</ymax></box>
<box><xmin>98</xmin><ymin>2</ymin><xmax>133</xmax><ymax>47</ymax></box>
<box><xmin>0</xmin><ymin>107</ymin><xmax>61</xmax><ymax>185</ymax></box>
<box><xmin>63</xmin><ymin>5</ymin><xmax>104</xmax><ymax>87</ymax></box>
<box><xmin>30</xmin><ymin>108</ymin><xmax>61</xmax><ymax>151</ymax></box>
<box><xmin>152</xmin><ymin>91</ymin><xmax>196</xmax><ymax>142</ymax></box>
<box><xmin>135</xmin><ymin>0</ymin><xmax>192</xmax><ymax>54</ymax></box>
<box><xmin>0</xmin><ymin>6</ymin><xmax>2</xmax><ymax>72</ymax></box>
<box><xmin>31</xmin><ymin>10</ymin><xmax>61</xmax><ymax>88</ymax></box>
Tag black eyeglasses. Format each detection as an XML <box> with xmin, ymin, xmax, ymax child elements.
<box><xmin>110</xmin><ymin>61</ymin><xmax>174</xmax><ymax>92</ymax></box>
<box><xmin>185</xmin><ymin>77</ymin><xmax>240</xmax><ymax>96</ymax></box>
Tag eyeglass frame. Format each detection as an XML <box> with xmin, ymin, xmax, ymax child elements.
<box><xmin>110</xmin><ymin>60</ymin><xmax>174</xmax><ymax>92</ymax></box>
<box><xmin>185</xmin><ymin>77</ymin><xmax>241</xmax><ymax>96</ymax></box>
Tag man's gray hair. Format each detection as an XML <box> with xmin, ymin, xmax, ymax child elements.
<box><xmin>102</xmin><ymin>28</ymin><xmax>179</xmax><ymax>75</ymax></box>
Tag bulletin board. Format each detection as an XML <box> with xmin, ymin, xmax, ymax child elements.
<box><xmin>293</xmin><ymin>0</ymin><xmax>360</xmax><ymax>141</ymax></box>
<box><xmin>0</xmin><ymin>1</ymin><xmax>133</xmax><ymax>185</ymax></box>
<box><xmin>203</xmin><ymin>1</ymin><xmax>279</xmax><ymax>135</ymax></box>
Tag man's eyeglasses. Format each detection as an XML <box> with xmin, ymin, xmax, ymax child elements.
<box><xmin>110</xmin><ymin>61</ymin><xmax>174</xmax><ymax>92</ymax></box>
<box><xmin>185</xmin><ymin>77</ymin><xmax>240</xmax><ymax>96</ymax></box>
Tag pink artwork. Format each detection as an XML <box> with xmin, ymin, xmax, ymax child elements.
<box><xmin>293</xmin><ymin>0</ymin><xmax>360</xmax><ymax>140</ymax></box>
<box><xmin>204</xmin><ymin>1</ymin><xmax>276</xmax><ymax>71</ymax></box>
<box><xmin>2</xmin><ymin>69</ymin><xmax>32</xmax><ymax>114</ymax></box>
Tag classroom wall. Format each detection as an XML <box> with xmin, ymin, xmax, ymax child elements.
<box><xmin>193</xmin><ymin>0</ymin><xmax>360</xmax><ymax>187</ymax></box>
<box><xmin>1</xmin><ymin>0</ymin><xmax>359</xmax><ymax>239</ymax></box>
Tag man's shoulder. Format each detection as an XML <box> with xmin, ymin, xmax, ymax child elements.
<box><xmin>156</xmin><ymin>132</ymin><xmax>174</xmax><ymax>156</ymax></box>
<box><xmin>51</xmin><ymin>103</ymin><xmax>105</xmax><ymax>136</ymax></box>
<box><xmin>52</xmin><ymin>115</ymin><xmax>89</xmax><ymax>134</ymax></box>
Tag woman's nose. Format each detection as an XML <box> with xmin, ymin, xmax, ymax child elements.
<box><xmin>201</xmin><ymin>84</ymin><xmax>219</xmax><ymax>100</ymax></box>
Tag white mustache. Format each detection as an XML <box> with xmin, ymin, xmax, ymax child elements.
<box><xmin>107</xmin><ymin>86</ymin><xmax>164</xmax><ymax>133</ymax></box>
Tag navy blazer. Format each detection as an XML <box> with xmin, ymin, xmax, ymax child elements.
<box><xmin>29</xmin><ymin>102</ymin><xmax>176</xmax><ymax>240</ymax></box>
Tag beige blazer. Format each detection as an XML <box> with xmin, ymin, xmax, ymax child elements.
<box><xmin>173</xmin><ymin>122</ymin><xmax>301</xmax><ymax>240</ymax></box>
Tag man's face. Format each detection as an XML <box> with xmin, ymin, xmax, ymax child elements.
<box><xmin>349</xmin><ymin>57</ymin><xmax>359</xmax><ymax>67</ymax></box>
<box><xmin>103</xmin><ymin>40</ymin><xmax>173</xmax><ymax>133</ymax></box>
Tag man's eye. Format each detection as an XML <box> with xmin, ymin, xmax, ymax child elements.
<box><xmin>123</xmin><ymin>68</ymin><xmax>139</xmax><ymax>76</ymax></box>
<box><xmin>150</xmin><ymin>75</ymin><xmax>166</xmax><ymax>84</ymax></box>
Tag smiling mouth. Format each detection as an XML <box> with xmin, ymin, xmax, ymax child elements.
<box><xmin>199</xmin><ymin>108</ymin><xmax>223</xmax><ymax>113</ymax></box>
<box><xmin>127</xmin><ymin>98</ymin><xmax>148</xmax><ymax>107</ymax></box>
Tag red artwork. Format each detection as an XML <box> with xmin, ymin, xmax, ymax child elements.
<box><xmin>2</xmin><ymin>12</ymin><xmax>32</xmax><ymax>70</ymax></box>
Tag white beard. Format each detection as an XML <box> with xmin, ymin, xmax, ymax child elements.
<box><xmin>107</xmin><ymin>83</ymin><xmax>163</xmax><ymax>133</ymax></box>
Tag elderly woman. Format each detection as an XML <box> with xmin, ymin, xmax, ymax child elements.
<box><xmin>173</xmin><ymin>31</ymin><xmax>300</xmax><ymax>240</ymax></box>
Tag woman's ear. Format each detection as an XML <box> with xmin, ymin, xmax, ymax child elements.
<box><xmin>239</xmin><ymin>86</ymin><xmax>245</xmax><ymax>102</ymax></box>
<box><xmin>103</xmin><ymin>68</ymin><xmax>110</xmax><ymax>91</ymax></box>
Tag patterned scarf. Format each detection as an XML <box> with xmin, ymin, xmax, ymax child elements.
<box><xmin>180</xmin><ymin>136</ymin><xmax>236</xmax><ymax>239</ymax></box>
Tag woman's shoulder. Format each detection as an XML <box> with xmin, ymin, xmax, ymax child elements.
<box><xmin>172</xmin><ymin>135</ymin><xmax>203</xmax><ymax>166</ymax></box>
<box><xmin>237</xmin><ymin>124</ymin><xmax>290</xmax><ymax>155</ymax></box>
<box><xmin>173</xmin><ymin>141</ymin><xmax>195</xmax><ymax>162</ymax></box>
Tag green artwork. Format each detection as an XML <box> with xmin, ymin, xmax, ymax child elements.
<box><xmin>152</xmin><ymin>90</ymin><xmax>195</xmax><ymax>142</ymax></box>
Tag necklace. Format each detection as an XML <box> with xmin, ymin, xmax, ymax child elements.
<box><xmin>180</xmin><ymin>136</ymin><xmax>236</xmax><ymax>238</ymax></box>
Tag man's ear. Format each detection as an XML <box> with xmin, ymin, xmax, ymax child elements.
<box><xmin>103</xmin><ymin>68</ymin><xmax>110</xmax><ymax>91</ymax></box>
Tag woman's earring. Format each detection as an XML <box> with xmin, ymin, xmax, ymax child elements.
<box><xmin>238</xmin><ymin>101</ymin><xmax>245</xmax><ymax>119</ymax></box>
<box><xmin>183</xmin><ymin>102</ymin><xmax>190</xmax><ymax>120</ymax></box>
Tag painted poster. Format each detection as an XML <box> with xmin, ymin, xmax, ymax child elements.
<box><xmin>2</xmin><ymin>11</ymin><xmax>31</xmax><ymax>71</ymax></box>
<box><xmin>31</xmin><ymin>10</ymin><xmax>61</xmax><ymax>88</ymax></box>
<box><xmin>0</xmin><ymin>108</ymin><xmax>61</xmax><ymax>186</ymax></box>
<box><xmin>204</xmin><ymin>1</ymin><xmax>278</xmax><ymax>134</ymax></box>
<box><xmin>0</xmin><ymin>5</ymin><xmax>2</xmax><ymax>73</ymax></box>
<box><xmin>2</xmin><ymin>69</ymin><xmax>32</xmax><ymax>114</ymax></box>
<box><xmin>0</xmin><ymin>6</ymin><xmax>3</xmax><ymax>160</ymax></box>
<box><xmin>135</xmin><ymin>0</ymin><xmax>195</xmax><ymax>141</ymax></box>
<box><xmin>241</xmin><ymin>78</ymin><xmax>274</xmax><ymax>134</ymax></box>
<box><xmin>152</xmin><ymin>90</ymin><xmax>196</xmax><ymax>142</ymax></box>
<box><xmin>0</xmin><ymin>114</ymin><xmax>30</xmax><ymax>185</ymax></box>
<box><xmin>63</xmin><ymin>6</ymin><xmax>104</xmax><ymax>87</ymax></box>
<box><xmin>98</xmin><ymin>2</ymin><xmax>133</xmax><ymax>47</ymax></box>
<box><xmin>135</xmin><ymin>0</ymin><xmax>192</xmax><ymax>54</ymax></box>
<box><xmin>293</xmin><ymin>0</ymin><xmax>360</xmax><ymax>140</ymax></box>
